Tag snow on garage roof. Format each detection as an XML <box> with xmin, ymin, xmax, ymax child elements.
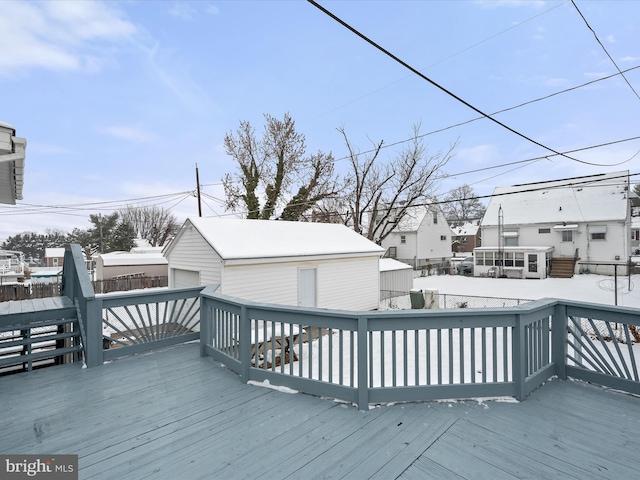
<box><xmin>379</xmin><ymin>258</ymin><xmax>412</xmax><ymax>272</ymax></box>
<box><xmin>178</xmin><ymin>217</ymin><xmax>385</xmax><ymax>260</ymax></box>
<box><xmin>100</xmin><ymin>251</ymin><xmax>167</xmax><ymax>266</ymax></box>
<box><xmin>482</xmin><ymin>171</ymin><xmax>629</xmax><ymax>226</ymax></box>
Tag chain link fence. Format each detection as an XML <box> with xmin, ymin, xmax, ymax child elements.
<box><xmin>380</xmin><ymin>290</ymin><xmax>533</xmax><ymax>310</ymax></box>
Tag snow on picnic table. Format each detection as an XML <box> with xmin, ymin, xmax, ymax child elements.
<box><xmin>413</xmin><ymin>273</ymin><xmax>640</xmax><ymax>308</ymax></box>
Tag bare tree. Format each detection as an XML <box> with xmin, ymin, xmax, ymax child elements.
<box><xmin>339</xmin><ymin>123</ymin><xmax>457</xmax><ymax>244</ymax></box>
<box><xmin>118</xmin><ymin>205</ymin><xmax>179</xmax><ymax>247</ymax></box>
<box><xmin>440</xmin><ymin>184</ymin><xmax>486</xmax><ymax>225</ymax></box>
<box><xmin>223</xmin><ymin>113</ymin><xmax>338</xmax><ymax>220</ymax></box>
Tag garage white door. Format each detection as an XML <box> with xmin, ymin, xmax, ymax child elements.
<box><xmin>172</xmin><ymin>268</ymin><xmax>200</xmax><ymax>289</ymax></box>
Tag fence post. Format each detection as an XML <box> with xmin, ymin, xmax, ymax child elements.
<box><xmin>357</xmin><ymin>316</ymin><xmax>368</xmax><ymax>410</ymax></box>
<box><xmin>552</xmin><ymin>303</ymin><xmax>568</xmax><ymax>380</ymax></box>
<box><xmin>512</xmin><ymin>314</ymin><xmax>527</xmax><ymax>401</ymax></box>
<box><xmin>240</xmin><ymin>305</ymin><xmax>250</xmax><ymax>383</ymax></box>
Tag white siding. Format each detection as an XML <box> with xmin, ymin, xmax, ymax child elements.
<box><xmin>483</xmin><ymin>221</ymin><xmax>629</xmax><ymax>275</ymax></box>
<box><xmin>383</xmin><ymin>231</ymin><xmax>418</xmax><ymax>265</ymax></box>
<box><xmin>165</xmin><ymin>226</ymin><xmax>222</xmax><ymax>288</ymax></box>
<box><xmin>317</xmin><ymin>257</ymin><xmax>379</xmax><ymax>311</ymax></box>
<box><xmin>380</xmin><ymin>268</ymin><xmax>413</xmax><ymax>295</ymax></box>
<box><xmin>222</xmin><ymin>262</ymin><xmax>299</xmax><ymax>306</ymax></box>
<box><xmin>416</xmin><ymin>208</ymin><xmax>453</xmax><ymax>262</ymax></box>
<box><xmin>222</xmin><ymin>256</ymin><xmax>380</xmax><ymax>311</ymax></box>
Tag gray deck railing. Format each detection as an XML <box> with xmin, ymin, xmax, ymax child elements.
<box><xmin>200</xmin><ymin>285</ymin><xmax>640</xmax><ymax>410</ymax></box>
<box><xmin>61</xmin><ymin>244</ymin><xmax>203</xmax><ymax>367</ymax></box>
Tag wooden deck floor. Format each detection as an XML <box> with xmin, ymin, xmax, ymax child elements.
<box><xmin>2</xmin><ymin>341</ymin><xmax>639</xmax><ymax>479</ymax></box>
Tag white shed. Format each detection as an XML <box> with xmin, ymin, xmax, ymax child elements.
<box><xmin>379</xmin><ymin>258</ymin><xmax>413</xmax><ymax>299</ymax></box>
<box><xmin>163</xmin><ymin>217</ymin><xmax>385</xmax><ymax>311</ymax></box>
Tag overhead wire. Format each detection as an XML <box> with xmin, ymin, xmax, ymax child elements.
<box><xmin>571</xmin><ymin>0</ymin><xmax>640</xmax><ymax>103</ymax></box>
<box><xmin>312</xmin><ymin>0</ymin><xmax>570</xmax><ymax>119</ymax></box>
<box><xmin>307</xmin><ymin>0</ymin><xmax>630</xmax><ymax>167</ymax></box>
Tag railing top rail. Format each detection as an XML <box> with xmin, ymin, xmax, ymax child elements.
<box><xmin>201</xmin><ymin>287</ymin><xmax>560</xmax><ymax>320</ymax></box>
<box><xmin>99</xmin><ymin>286</ymin><xmax>205</xmax><ymax>307</ymax></box>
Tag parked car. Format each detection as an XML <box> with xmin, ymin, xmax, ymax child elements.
<box><xmin>456</xmin><ymin>256</ymin><xmax>474</xmax><ymax>275</ymax></box>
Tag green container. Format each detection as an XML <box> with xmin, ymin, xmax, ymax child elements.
<box><xmin>410</xmin><ymin>290</ymin><xmax>425</xmax><ymax>309</ymax></box>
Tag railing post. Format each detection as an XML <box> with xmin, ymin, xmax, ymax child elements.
<box><xmin>357</xmin><ymin>316</ymin><xmax>368</xmax><ymax>410</ymax></box>
<box><xmin>240</xmin><ymin>305</ymin><xmax>250</xmax><ymax>383</ymax></box>
<box><xmin>552</xmin><ymin>303</ymin><xmax>568</xmax><ymax>380</ymax></box>
<box><xmin>199</xmin><ymin>296</ymin><xmax>210</xmax><ymax>358</ymax></box>
<box><xmin>84</xmin><ymin>297</ymin><xmax>103</xmax><ymax>368</ymax></box>
<box><xmin>512</xmin><ymin>314</ymin><xmax>527</xmax><ymax>401</ymax></box>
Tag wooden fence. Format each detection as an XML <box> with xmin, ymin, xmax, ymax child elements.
<box><xmin>0</xmin><ymin>276</ymin><xmax>168</xmax><ymax>302</ymax></box>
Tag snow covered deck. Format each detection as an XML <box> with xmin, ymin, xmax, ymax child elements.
<box><xmin>2</xmin><ymin>341</ymin><xmax>639</xmax><ymax>479</ymax></box>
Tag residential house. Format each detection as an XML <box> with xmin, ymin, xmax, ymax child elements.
<box><xmin>450</xmin><ymin>220</ymin><xmax>481</xmax><ymax>253</ymax></box>
<box><xmin>478</xmin><ymin>171</ymin><xmax>631</xmax><ymax>278</ymax></box>
<box><xmin>44</xmin><ymin>247</ymin><xmax>65</xmax><ymax>268</ymax></box>
<box><xmin>380</xmin><ymin>204</ymin><xmax>452</xmax><ymax>271</ymax></box>
<box><xmin>0</xmin><ymin>121</ymin><xmax>26</xmax><ymax>205</ymax></box>
<box><xmin>163</xmin><ymin>217</ymin><xmax>385</xmax><ymax>311</ymax></box>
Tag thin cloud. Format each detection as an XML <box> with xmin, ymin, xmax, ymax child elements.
<box><xmin>101</xmin><ymin>125</ymin><xmax>157</xmax><ymax>142</ymax></box>
<box><xmin>0</xmin><ymin>1</ymin><xmax>137</xmax><ymax>76</ymax></box>
<box><xmin>206</xmin><ymin>5</ymin><xmax>220</xmax><ymax>15</ymax></box>
<box><xmin>168</xmin><ymin>3</ymin><xmax>198</xmax><ymax>20</ymax></box>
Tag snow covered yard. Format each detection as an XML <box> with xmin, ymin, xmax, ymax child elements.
<box><xmin>413</xmin><ymin>272</ymin><xmax>640</xmax><ymax>308</ymax></box>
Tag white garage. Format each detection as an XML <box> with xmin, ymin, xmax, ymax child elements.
<box><xmin>163</xmin><ymin>217</ymin><xmax>385</xmax><ymax>311</ymax></box>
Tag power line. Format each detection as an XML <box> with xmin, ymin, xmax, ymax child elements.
<box><xmin>327</xmin><ymin>65</ymin><xmax>640</xmax><ymax>167</ymax></box>
<box><xmin>312</xmin><ymin>0</ymin><xmax>570</xmax><ymax>119</ymax></box>
<box><xmin>307</xmin><ymin>0</ymin><xmax>623</xmax><ymax>167</ymax></box>
<box><xmin>571</xmin><ymin>0</ymin><xmax>640</xmax><ymax>103</ymax></box>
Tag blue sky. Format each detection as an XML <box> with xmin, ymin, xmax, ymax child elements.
<box><xmin>1</xmin><ymin>0</ymin><xmax>639</xmax><ymax>242</ymax></box>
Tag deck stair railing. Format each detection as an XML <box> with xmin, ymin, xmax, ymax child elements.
<box><xmin>200</xmin><ymin>285</ymin><xmax>640</xmax><ymax>410</ymax></box>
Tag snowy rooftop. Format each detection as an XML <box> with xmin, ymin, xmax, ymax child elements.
<box><xmin>45</xmin><ymin>247</ymin><xmax>65</xmax><ymax>258</ymax></box>
<box><xmin>482</xmin><ymin>171</ymin><xmax>629</xmax><ymax>226</ymax></box>
<box><xmin>183</xmin><ymin>217</ymin><xmax>385</xmax><ymax>260</ymax></box>
<box><xmin>100</xmin><ymin>251</ymin><xmax>167</xmax><ymax>266</ymax></box>
<box><xmin>379</xmin><ymin>258</ymin><xmax>413</xmax><ymax>272</ymax></box>
<box><xmin>450</xmin><ymin>221</ymin><xmax>480</xmax><ymax>236</ymax></box>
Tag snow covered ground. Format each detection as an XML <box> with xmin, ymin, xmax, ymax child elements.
<box><xmin>413</xmin><ymin>273</ymin><xmax>640</xmax><ymax>308</ymax></box>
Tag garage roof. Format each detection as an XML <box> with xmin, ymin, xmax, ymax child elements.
<box><xmin>168</xmin><ymin>217</ymin><xmax>385</xmax><ymax>261</ymax></box>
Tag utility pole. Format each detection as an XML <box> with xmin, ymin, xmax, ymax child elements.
<box><xmin>195</xmin><ymin>164</ymin><xmax>202</xmax><ymax>217</ymax></box>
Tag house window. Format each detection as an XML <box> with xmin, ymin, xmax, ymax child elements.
<box><xmin>433</xmin><ymin>212</ymin><xmax>438</xmax><ymax>224</ymax></box>
<box><xmin>461</xmin><ymin>236</ymin><xmax>467</xmax><ymax>244</ymax></box>
<box><xmin>562</xmin><ymin>230</ymin><xmax>573</xmax><ymax>242</ymax></box>
<box><xmin>633</xmin><ymin>230</ymin><xmax>640</xmax><ymax>241</ymax></box>
<box><xmin>504</xmin><ymin>252</ymin><xmax>514</xmax><ymax>267</ymax></box>
<box><xmin>538</xmin><ymin>228</ymin><xmax>551</xmax><ymax>234</ymax></box>
<box><xmin>589</xmin><ymin>225</ymin><xmax>606</xmax><ymax>241</ymax></box>
<box><xmin>528</xmin><ymin>254</ymin><xmax>538</xmax><ymax>273</ymax></box>
<box><xmin>400</xmin><ymin>235</ymin><xmax>406</xmax><ymax>244</ymax></box>
<box><xmin>515</xmin><ymin>252</ymin><xmax>524</xmax><ymax>267</ymax></box>
<box><xmin>476</xmin><ymin>253</ymin><xmax>484</xmax><ymax>266</ymax></box>
<box><xmin>505</xmin><ymin>237</ymin><xmax>518</xmax><ymax>247</ymax></box>
<box><xmin>440</xmin><ymin>235</ymin><xmax>447</xmax><ymax>241</ymax></box>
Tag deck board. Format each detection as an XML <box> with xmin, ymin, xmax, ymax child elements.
<box><xmin>1</xmin><ymin>341</ymin><xmax>640</xmax><ymax>479</ymax></box>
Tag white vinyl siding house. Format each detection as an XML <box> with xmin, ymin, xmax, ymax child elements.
<box><xmin>164</xmin><ymin>218</ymin><xmax>385</xmax><ymax>311</ymax></box>
<box><xmin>381</xmin><ymin>205</ymin><xmax>452</xmax><ymax>270</ymax></box>
<box><xmin>479</xmin><ymin>171</ymin><xmax>631</xmax><ymax>277</ymax></box>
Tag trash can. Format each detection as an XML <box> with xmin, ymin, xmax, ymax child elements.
<box><xmin>410</xmin><ymin>289</ymin><xmax>425</xmax><ymax>309</ymax></box>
